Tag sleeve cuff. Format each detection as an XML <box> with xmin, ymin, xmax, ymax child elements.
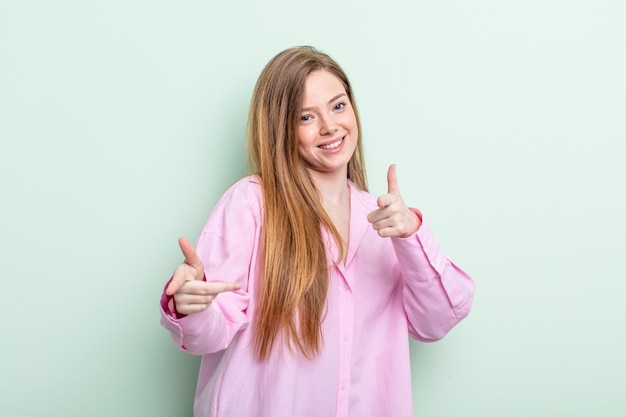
<box><xmin>160</xmin><ymin>274</ymin><xmax>208</xmax><ymax>320</ymax></box>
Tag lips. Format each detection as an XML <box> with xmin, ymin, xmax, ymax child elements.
<box><xmin>318</xmin><ymin>136</ymin><xmax>344</xmax><ymax>150</ymax></box>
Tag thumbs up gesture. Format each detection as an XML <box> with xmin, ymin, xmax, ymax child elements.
<box><xmin>165</xmin><ymin>237</ymin><xmax>241</xmax><ymax>315</ymax></box>
<box><xmin>367</xmin><ymin>164</ymin><xmax>422</xmax><ymax>238</ymax></box>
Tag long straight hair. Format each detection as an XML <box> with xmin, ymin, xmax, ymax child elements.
<box><xmin>247</xmin><ymin>46</ymin><xmax>367</xmax><ymax>360</ymax></box>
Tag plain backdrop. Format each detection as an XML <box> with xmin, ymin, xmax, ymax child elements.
<box><xmin>1</xmin><ymin>1</ymin><xmax>625</xmax><ymax>416</ymax></box>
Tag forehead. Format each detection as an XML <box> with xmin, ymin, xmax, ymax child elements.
<box><xmin>302</xmin><ymin>70</ymin><xmax>346</xmax><ymax>102</ymax></box>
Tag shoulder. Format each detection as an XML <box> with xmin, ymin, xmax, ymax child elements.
<box><xmin>206</xmin><ymin>175</ymin><xmax>263</xmax><ymax>225</ymax></box>
<box><xmin>196</xmin><ymin>176</ymin><xmax>263</xmax><ymax>259</ymax></box>
<box><xmin>219</xmin><ymin>175</ymin><xmax>262</xmax><ymax>205</ymax></box>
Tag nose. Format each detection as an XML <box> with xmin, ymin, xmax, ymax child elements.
<box><xmin>319</xmin><ymin>115</ymin><xmax>338</xmax><ymax>135</ymax></box>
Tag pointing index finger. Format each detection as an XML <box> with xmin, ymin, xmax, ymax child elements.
<box><xmin>207</xmin><ymin>281</ymin><xmax>243</xmax><ymax>295</ymax></box>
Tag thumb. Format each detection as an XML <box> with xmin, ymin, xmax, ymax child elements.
<box><xmin>165</xmin><ymin>239</ymin><xmax>203</xmax><ymax>296</ymax></box>
<box><xmin>387</xmin><ymin>164</ymin><xmax>400</xmax><ymax>195</ymax></box>
<box><xmin>179</xmin><ymin>237</ymin><xmax>202</xmax><ymax>271</ymax></box>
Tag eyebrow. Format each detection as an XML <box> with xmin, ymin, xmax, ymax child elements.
<box><xmin>301</xmin><ymin>93</ymin><xmax>347</xmax><ymax>112</ymax></box>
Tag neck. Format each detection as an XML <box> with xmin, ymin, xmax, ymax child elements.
<box><xmin>307</xmin><ymin>168</ymin><xmax>349</xmax><ymax>206</ymax></box>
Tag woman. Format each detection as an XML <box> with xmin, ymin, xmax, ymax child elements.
<box><xmin>160</xmin><ymin>46</ymin><xmax>475</xmax><ymax>417</ymax></box>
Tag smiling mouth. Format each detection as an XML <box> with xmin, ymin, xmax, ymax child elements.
<box><xmin>318</xmin><ymin>137</ymin><xmax>344</xmax><ymax>150</ymax></box>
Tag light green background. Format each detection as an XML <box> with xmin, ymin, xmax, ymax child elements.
<box><xmin>1</xmin><ymin>1</ymin><xmax>625</xmax><ymax>416</ymax></box>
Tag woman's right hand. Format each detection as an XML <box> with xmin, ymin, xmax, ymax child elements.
<box><xmin>165</xmin><ymin>237</ymin><xmax>241</xmax><ymax>315</ymax></box>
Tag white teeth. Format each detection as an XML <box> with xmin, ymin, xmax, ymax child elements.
<box><xmin>319</xmin><ymin>138</ymin><xmax>343</xmax><ymax>149</ymax></box>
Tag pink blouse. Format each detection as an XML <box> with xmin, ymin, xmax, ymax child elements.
<box><xmin>161</xmin><ymin>176</ymin><xmax>475</xmax><ymax>417</ymax></box>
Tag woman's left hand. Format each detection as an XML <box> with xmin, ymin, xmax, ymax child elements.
<box><xmin>367</xmin><ymin>164</ymin><xmax>422</xmax><ymax>238</ymax></box>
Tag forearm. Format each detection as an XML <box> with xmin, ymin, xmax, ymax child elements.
<box><xmin>392</xmin><ymin>220</ymin><xmax>475</xmax><ymax>341</ymax></box>
<box><xmin>160</xmin><ymin>282</ymin><xmax>250</xmax><ymax>355</ymax></box>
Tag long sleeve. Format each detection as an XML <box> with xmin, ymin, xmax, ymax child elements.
<box><xmin>159</xmin><ymin>177</ymin><xmax>262</xmax><ymax>355</ymax></box>
<box><xmin>392</xmin><ymin>219</ymin><xmax>475</xmax><ymax>341</ymax></box>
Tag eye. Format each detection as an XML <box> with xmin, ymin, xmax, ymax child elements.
<box><xmin>300</xmin><ymin>114</ymin><xmax>312</xmax><ymax>122</ymax></box>
<box><xmin>333</xmin><ymin>102</ymin><xmax>346</xmax><ymax>111</ymax></box>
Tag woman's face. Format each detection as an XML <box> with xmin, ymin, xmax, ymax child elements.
<box><xmin>297</xmin><ymin>70</ymin><xmax>358</xmax><ymax>178</ymax></box>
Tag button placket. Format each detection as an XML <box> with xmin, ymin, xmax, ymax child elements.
<box><xmin>335</xmin><ymin>272</ymin><xmax>353</xmax><ymax>417</ymax></box>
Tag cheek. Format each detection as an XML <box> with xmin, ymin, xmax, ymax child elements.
<box><xmin>347</xmin><ymin>116</ymin><xmax>358</xmax><ymax>138</ymax></box>
<box><xmin>297</xmin><ymin>126</ymin><xmax>314</xmax><ymax>147</ymax></box>
<box><xmin>343</xmin><ymin>110</ymin><xmax>358</xmax><ymax>130</ymax></box>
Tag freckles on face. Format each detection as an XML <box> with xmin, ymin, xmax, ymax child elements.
<box><xmin>296</xmin><ymin>70</ymin><xmax>358</xmax><ymax>175</ymax></box>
